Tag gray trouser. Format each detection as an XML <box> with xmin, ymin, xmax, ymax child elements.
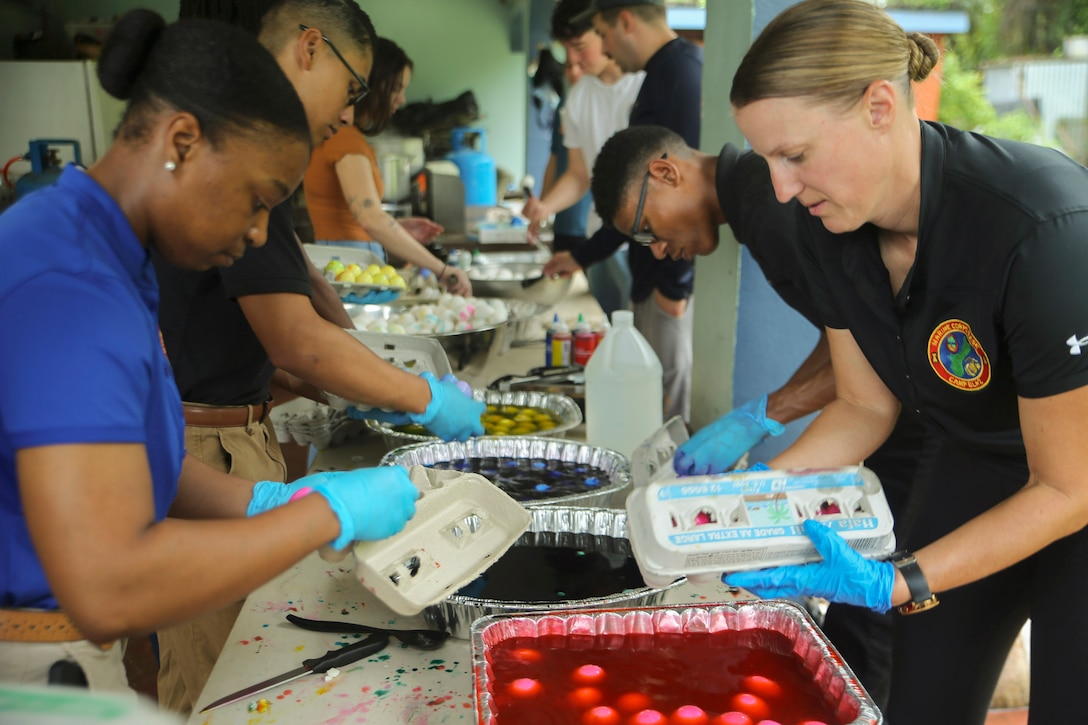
<box><xmin>633</xmin><ymin>293</ymin><xmax>693</xmax><ymax>422</ymax></box>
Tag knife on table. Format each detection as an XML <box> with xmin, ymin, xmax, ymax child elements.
<box><xmin>198</xmin><ymin>631</ymin><xmax>389</xmax><ymax>713</ymax></box>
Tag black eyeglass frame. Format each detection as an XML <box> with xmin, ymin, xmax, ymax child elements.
<box><xmin>630</xmin><ymin>153</ymin><xmax>668</xmax><ymax>246</ymax></box>
<box><xmin>298</xmin><ymin>24</ymin><xmax>369</xmax><ymax>106</ymax></box>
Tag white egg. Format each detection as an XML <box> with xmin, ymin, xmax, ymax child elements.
<box><xmin>496</xmin><ymin>268</ymin><xmax>514</xmax><ymax>280</ymax></box>
<box><xmin>388</xmin><ymin>323</ymin><xmax>407</xmax><ymax>335</ymax></box>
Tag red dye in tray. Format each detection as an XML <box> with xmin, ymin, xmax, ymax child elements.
<box><xmin>485</xmin><ymin>629</ymin><xmax>848</xmax><ymax>725</ymax></box>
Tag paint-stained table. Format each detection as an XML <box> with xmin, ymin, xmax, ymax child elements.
<box><xmin>188</xmin><ymin>552</ymin><xmax>744</xmax><ymax>725</ymax></box>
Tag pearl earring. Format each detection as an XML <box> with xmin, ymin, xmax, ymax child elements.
<box><xmin>164</xmin><ymin>160</ymin><xmax>177</xmax><ymax>172</ymax></box>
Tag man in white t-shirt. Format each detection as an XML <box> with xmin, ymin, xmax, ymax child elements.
<box><xmin>524</xmin><ymin>0</ymin><xmax>645</xmax><ymax>319</ymax></box>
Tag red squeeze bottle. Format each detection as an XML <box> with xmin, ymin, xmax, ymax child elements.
<box><xmin>573</xmin><ymin>313</ymin><xmax>597</xmax><ymax>366</ymax></box>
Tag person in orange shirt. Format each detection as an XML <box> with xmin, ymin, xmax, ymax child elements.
<box><xmin>305</xmin><ymin>36</ymin><xmax>471</xmax><ymax>295</ymax></box>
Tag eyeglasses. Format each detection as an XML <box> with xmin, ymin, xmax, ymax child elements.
<box><xmin>299</xmin><ymin>24</ymin><xmax>369</xmax><ymax>106</ymax></box>
<box><xmin>630</xmin><ymin>153</ymin><xmax>667</xmax><ymax>246</ymax></box>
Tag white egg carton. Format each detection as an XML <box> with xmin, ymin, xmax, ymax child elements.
<box><xmin>624</xmin><ymin>419</ymin><xmax>895</xmax><ymax>587</ymax></box>
<box><xmin>352</xmin><ymin>466</ymin><xmax>532</xmax><ymax>616</ymax></box>
<box><xmin>324</xmin><ymin>332</ymin><xmax>453</xmax><ymax>412</ymax></box>
<box><xmin>268</xmin><ymin>397</ymin><xmax>365</xmax><ymax>450</ymax></box>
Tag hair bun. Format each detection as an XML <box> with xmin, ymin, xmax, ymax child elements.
<box><xmin>906</xmin><ymin>32</ymin><xmax>940</xmax><ymax>83</ymax></box>
<box><xmin>97</xmin><ymin>9</ymin><xmax>167</xmax><ymax>100</ymax></box>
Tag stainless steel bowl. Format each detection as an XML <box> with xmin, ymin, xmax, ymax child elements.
<box><xmin>468</xmin><ymin>263</ymin><xmax>573</xmax><ymax>307</ymax></box>
<box><xmin>368</xmin><ymin>390</ymin><xmax>583</xmax><ymax>449</ymax></box>
<box><xmin>422</xmin><ymin>506</ymin><xmax>685</xmax><ymax>639</ymax></box>
<box><xmin>350</xmin><ymin>300</ymin><xmax>510</xmax><ymax>375</ymax></box>
<box><xmin>380</xmin><ymin>434</ymin><xmax>627</xmax><ymax>509</ymax></box>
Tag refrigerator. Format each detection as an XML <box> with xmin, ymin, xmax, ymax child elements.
<box><xmin>0</xmin><ymin>60</ymin><xmax>126</xmax><ymax>171</ymax></box>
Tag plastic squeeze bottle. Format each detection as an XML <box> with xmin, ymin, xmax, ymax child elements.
<box><xmin>545</xmin><ymin>312</ymin><xmax>560</xmax><ymax>367</ymax></box>
<box><xmin>550</xmin><ymin>316</ymin><xmax>572</xmax><ymax>367</ymax></box>
<box><xmin>584</xmin><ymin>310</ymin><xmax>663</xmax><ymax>459</ymax></box>
<box><xmin>573</xmin><ymin>313</ymin><xmax>597</xmax><ymax>366</ymax></box>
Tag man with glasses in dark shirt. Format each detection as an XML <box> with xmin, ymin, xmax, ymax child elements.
<box><xmin>544</xmin><ymin>0</ymin><xmax>701</xmax><ymax>424</ymax></box>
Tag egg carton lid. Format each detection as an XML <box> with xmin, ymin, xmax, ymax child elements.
<box><xmin>626</xmin><ymin>465</ymin><xmax>896</xmax><ymax>585</ymax></box>
<box><xmin>352</xmin><ymin>465</ymin><xmax>532</xmax><ymax>616</ymax></box>
<box><xmin>325</xmin><ymin>332</ymin><xmax>454</xmax><ymax>411</ymax></box>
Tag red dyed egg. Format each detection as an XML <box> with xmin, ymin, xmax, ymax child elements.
<box><xmin>616</xmin><ymin>692</ymin><xmax>652</xmax><ymax>713</ymax></box>
<box><xmin>629</xmin><ymin>709</ymin><xmax>667</xmax><ymax>725</ymax></box>
<box><xmin>712</xmin><ymin>713</ymin><xmax>753</xmax><ymax>725</ymax></box>
<box><xmin>583</xmin><ymin>705</ymin><xmax>621</xmax><ymax>725</ymax></box>
<box><xmin>511</xmin><ymin>647</ymin><xmax>543</xmax><ymax>664</ymax></box>
<box><xmin>740</xmin><ymin>675</ymin><xmax>782</xmax><ymax>699</ymax></box>
<box><xmin>508</xmin><ymin>677</ymin><xmax>542</xmax><ymax>698</ymax></box>
<box><xmin>730</xmin><ymin>693</ymin><xmax>770</xmax><ymax>721</ymax></box>
<box><xmin>671</xmin><ymin>704</ymin><xmax>709</xmax><ymax>725</ymax></box>
<box><xmin>573</xmin><ymin>664</ymin><xmax>606</xmax><ymax>685</ymax></box>
<box><xmin>569</xmin><ymin>686</ymin><xmax>603</xmax><ymax>708</ymax></box>
<box><xmin>755</xmin><ymin>721</ymin><xmax>783</xmax><ymax>725</ymax></box>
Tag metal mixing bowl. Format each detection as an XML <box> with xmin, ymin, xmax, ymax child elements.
<box><xmin>349</xmin><ymin>300</ymin><xmax>510</xmax><ymax>375</ymax></box>
<box><xmin>468</xmin><ymin>262</ymin><xmax>573</xmax><ymax>307</ymax></box>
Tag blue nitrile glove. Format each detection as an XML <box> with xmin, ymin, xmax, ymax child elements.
<box><xmin>345</xmin><ymin>372</ymin><xmax>483</xmax><ymax>435</ymax></box>
<box><xmin>309</xmin><ymin>466</ymin><xmax>419</xmax><ymax>549</ymax></box>
<box><xmin>736</xmin><ymin>462</ymin><xmax>770</xmax><ymax>473</ymax></box>
<box><xmin>724</xmin><ymin>519</ymin><xmax>895</xmax><ymax>613</ymax></box>
<box><xmin>673</xmin><ymin>394</ymin><xmax>785</xmax><ymax>476</ymax></box>
<box><xmin>247</xmin><ymin>473</ymin><xmax>342</xmax><ymax>517</ymax></box>
<box><xmin>408</xmin><ymin>371</ymin><xmax>485</xmax><ymax>441</ymax></box>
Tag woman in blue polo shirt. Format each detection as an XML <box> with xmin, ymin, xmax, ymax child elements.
<box><xmin>719</xmin><ymin>1</ymin><xmax>1088</xmax><ymax>723</ymax></box>
<box><xmin>0</xmin><ymin>10</ymin><xmax>417</xmax><ymax>691</ymax></box>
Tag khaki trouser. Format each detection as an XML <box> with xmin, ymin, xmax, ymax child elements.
<box><xmin>0</xmin><ymin>638</ymin><xmax>132</xmax><ymax>695</ymax></box>
<box><xmin>156</xmin><ymin>415</ymin><xmax>287</xmax><ymax>715</ymax></box>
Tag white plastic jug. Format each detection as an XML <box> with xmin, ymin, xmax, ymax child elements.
<box><xmin>584</xmin><ymin>310</ymin><xmax>663</xmax><ymax>459</ymax></box>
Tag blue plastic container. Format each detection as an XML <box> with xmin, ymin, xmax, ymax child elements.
<box><xmin>446</xmin><ymin>127</ymin><xmax>497</xmax><ymax>207</ymax></box>
<box><xmin>14</xmin><ymin>139</ymin><xmax>82</xmax><ymax>200</ymax></box>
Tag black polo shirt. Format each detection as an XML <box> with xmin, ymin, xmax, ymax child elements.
<box><xmin>716</xmin><ymin>143</ymin><xmax>819</xmax><ymax>328</ymax></box>
<box><xmin>572</xmin><ymin>37</ymin><xmax>702</xmax><ymax>303</ymax></box>
<box><xmin>798</xmin><ymin>121</ymin><xmax>1088</xmax><ymax>454</ymax></box>
<box><xmin>154</xmin><ymin>201</ymin><xmax>311</xmax><ymax>406</ymax></box>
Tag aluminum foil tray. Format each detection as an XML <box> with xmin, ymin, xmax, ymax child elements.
<box><xmin>367</xmin><ymin>389</ymin><xmax>583</xmax><ymax>449</ymax></box>
<box><xmin>471</xmin><ymin>600</ymin><xmax>882</xmax><ymax>725</ymax></box>
<box><xmin>380</xmin><ymin>436</ymin><xmax>629</xmax><ymax>509</ymax></box>
<box><xmin>423</xmin><ymin>507</ymin><xmax>684</xmax><ymax>639</ymax></box>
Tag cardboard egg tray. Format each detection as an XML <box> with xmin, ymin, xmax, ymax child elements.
<box><xmin>625</xmin><ymin>418</ymin><xmax>895</xmax><ymax>586</ymax></box>
<box><xmin>352</xmin><ymin>466</ymin><xmax>532</xmax><ymax>616</ymax></box>
<box><xmin>324</xmin><ymin>331</ymin><xmax>454</xmax><ymax>412</ymax></box>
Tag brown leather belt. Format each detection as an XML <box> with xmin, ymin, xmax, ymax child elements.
<box><xmin>0</xmin><ymin>608</ymin><xmax>96</xmax><ymax>644</ymax></box>
<box><xmin>182</xmin><ymin>400</ymin><xmax>271</xmax><ymax>428</ymax></box>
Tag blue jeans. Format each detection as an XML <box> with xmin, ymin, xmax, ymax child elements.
<box><xmin>586</xmin><ymin>246</ymin><xmax>632</xmax><ymax>320</ymax></box>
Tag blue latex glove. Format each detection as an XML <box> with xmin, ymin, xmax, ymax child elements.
<box><xmin>247</xmin><ymin>472</ymin><xmax>342</xmax><ymax>517</ymax></box>
<box><xmin>673</xmin><ymin>394</ymin><xmax>785</xmax><ymax>476</ymax></box>
<box><xmin>343</xmin><ymin>372</ymin><xmax>480</xmax><ymax>439</ymax></box>
<box><xmin>311</xmin><ymin>466</ymin><xmax>419</xmax><ymax>549</ymax></box>
<box><xmin>724</xmin><ymin>519</ymin><xmax>895</xmax><ymax>613</ymax></box>
<box><xmin>408</xmin><ymin>372</ymin><xmax>485</xmax><ymax>441</ymax></box>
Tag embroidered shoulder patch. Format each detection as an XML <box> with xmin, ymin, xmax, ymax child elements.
<box><xmin>927</xmin><ymin>319</ymin><xmax>991</xmax><ymax>391</ymax></box>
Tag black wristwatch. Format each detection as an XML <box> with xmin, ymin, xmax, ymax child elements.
<box><xmin>889</xmin><ymin>550</ymin><xmax>939</xmax><ymax>615</ymax></box>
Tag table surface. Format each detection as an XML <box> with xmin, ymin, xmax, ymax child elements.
<box><xmin>188</xmin><ymin>284</ymin><xmax>735</xmax><ymax>724</ymax></box>
<box><xmin>188</xmin><ymin>554</ymin><xmax>745</xmax><ymax>725</ymax></box>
